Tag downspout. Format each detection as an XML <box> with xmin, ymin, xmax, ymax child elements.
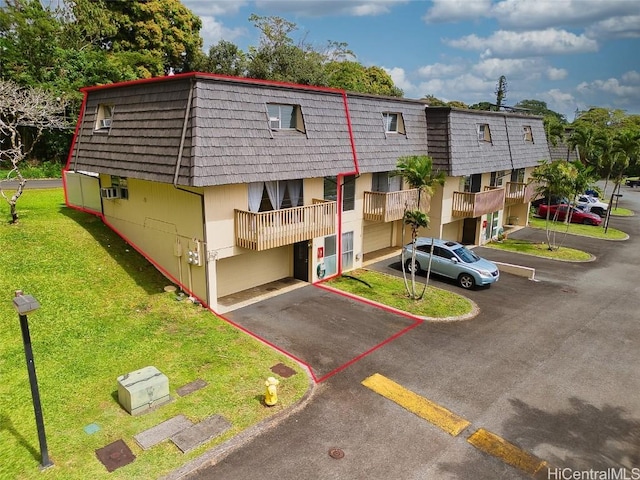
<box><xmin>337</xmin><ymin>91</ymin><xmax>360</xmax><ymax>275</ymax></box>
<box><xmin>173</xmin><ymin>78</ymin><xmax>195</xmax><ymax>187</ymax></box>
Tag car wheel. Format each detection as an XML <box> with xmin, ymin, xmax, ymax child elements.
<box><xmin>458</xmin><ymin>273</ymin><xmax>475</xmax><ymax>289</ymax></box>
<box><xmin>405</xmin><ymin>259</ymin><xmax>421</xmax><ymax>274</ymax></box>
<box><xmin>582</xmin><ymin>218</ymin><xmax>593</xmax><ymax>225</ymax></box>
<box><xmin>592</xmin><ymin>208</ymin><xmax>604</xmax><ymax>216</ymax></box>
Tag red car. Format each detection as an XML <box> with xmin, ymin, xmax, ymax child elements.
<box><xmin>537</xmin><ymin>204</ymin><xmax>602</xmax><ymax>226</ymax></box>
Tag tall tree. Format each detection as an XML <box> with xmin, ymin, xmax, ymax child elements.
<box><xmin>514</xmin><ymin>99</ymin><xmax>566</xmax><ymax>123</ymax></box>
<box><xmin>495</xmin><ymin>75</ymin><xmax>508</xmax><ymax>110</ymax></box>
<box><xmin>202</xmin><ymin>40</ymin><xmax>247</xmax><ymax>76</ymax></box>
<box><xmin>94</xmin><ymin>0</ymin><xmax>203</xmax><ymax>76</ymax></box>
<box><xmin>394</xmin><ymin>155</ymin><xmax>445</xmax><ymax>300</ymax></box>
<box><xmin>246</xmin><ymin>15</ymin><xmax>327</xmax><ymax>85</ymax></box>
<box><xmin>531</xmin><ymin>159</ymin><xmax>578</xmax><ymax>250</ymax></box>
<box><xmin>326</xmin><ymin>61</ymin><xmax>402</xmax><ymax>96</ymax></box>
<box><xmin>0</xmin><ymin>80</ymin><xmax>68</xmax><ymax>222</ymax></box>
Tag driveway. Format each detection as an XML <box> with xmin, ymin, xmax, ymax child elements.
<box><xmin>224</xmin><ymin>286</ymin><xmax>420</xmax><ymax>382</ymax></box>
<box><xmin>180</xmin><ymin>186</ymin><xmax>640</xmax><ymax>480</ymax></box>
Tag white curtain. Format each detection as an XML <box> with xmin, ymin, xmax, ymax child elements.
<box><xmin>287</xmin><ymin>180</ymin><xmax>303</xmax><ymax>207</ymax></box>
<box><xmin>248</xmin><ymin>182</ymin><xmax>263</xmax><ymax>212</ymax></box>
<box><xmin>265</xmin><ymin>181</ymin><xmax>286</xmax><ymax>210</ymax></box>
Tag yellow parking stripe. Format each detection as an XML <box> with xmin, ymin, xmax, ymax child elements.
<box><xmin>467</xmin><ymin>428</ymin><xmax>547</xmax><ymax>475</ymax></box>
<box><xmin>361</xmin><ymin>373</ymin><xmax>470</xmax><ymax>436</ymax></box>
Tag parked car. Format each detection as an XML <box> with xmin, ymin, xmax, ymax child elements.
<box><xmin>402</xmin><ymin>238</ymin><xmax>499</xmax><ymax>289</ymax></box>
<box><xmin>537</xmin><ymin>204</ymin><xmax>602</xmax><ymax>226</ymax></box>
<box><xmin>626</xmin><ymin>178</ymin><xmax>640</xmax><ymax>187</ymax></box>
<box><xmin>531</xmin><ymin>195</ymin><xmax>569</xmax><ymax>208</ymax></box>
<box><xmin>576</xmin><ymin>195</ymin><xmax>608</xmax><ymax>216</ymax></box>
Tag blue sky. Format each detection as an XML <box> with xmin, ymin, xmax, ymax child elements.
<box><xmin>181</xmin><ymin>0</ymin><xmax>640</xmax><ymax>121</ymax></box>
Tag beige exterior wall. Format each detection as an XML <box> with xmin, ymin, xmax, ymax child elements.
<box><xmin>216</xmin><ymin>246</ymin><xmax>291</xmax><ymax>298</ymax></box>
<box><xmin>363</xmin><ymin>221</ymin><xmax>394</xmax><ymax>253</ymax></box>
<box><xmin>64</xmin><ymin>171</ymin><xmax>102</xmax><ymax>212</ymax></box>
<box><xmin>100</xmin><ymin>176</ymin><xmax>207</xmax><ymax>301</ymax></box>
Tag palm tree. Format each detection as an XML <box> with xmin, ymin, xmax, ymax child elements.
<box><xmin>610</xmin><ymin>129</ymin><xmax>640</xmax><ymax>209</ymax></box>
<box><xmin>531</xmin><ymin>159</ymin><xmax>578</xmax><ymax>250</ymax></box>
<box><xmin>394</xmin><ymin>155</ymin><xmax>445</xmax><ymax>300</ymax></box>
<box><xmin>568</xmin><ymin>126</ymin><xmax>597</xmax><ymax>167</ymax></box>
<box><xmin>592</xmin><ymin>130</ymin><xmax>616</xmax><ymax>195</ymax></box>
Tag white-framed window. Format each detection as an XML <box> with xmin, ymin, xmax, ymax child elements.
<box><xmin>383</xmin><ymin>112</ymin><xmax>406</xmax><ymax>134</ymax></box>
<box><xmin>111</xmin><ymin>176</ymin><xmax>128</xmax><ymax>199</ymax></box>
<box><xmin>95</xmin><ymin>104</ymin><xmax>114</xmax><ymax>131</ymax></box>
<box><xmin>267</xmin><ymin>103</ymin><xmax>305</xmax><ymax>132</ymax></box>
<box><xmin>490</xmin><ymin>170</ymin><xmax>507</xmax><ymax>187</ymax></box>
<box><xmin>342</xmin><ymin>231</ymin><xmax>354</xmax><ymax>271</ymax></box>
<box><xmin>523</xmin><ymin>125</ymin><xmax>534</xmax><ymax>143</ymax></box>
<box><xmin>324</xmin><ymin>235</ymin><xmax>337</xmax><ymax>276</ymax></box>
<box><xmin>477</xmin><ymin>124</ymin><xmax>492</xmax><ymax>143</ymax></box>
<box><xmin>372</xmin><ymin>172</ymin><xmax>401</xmax><ymax>192</ymax></box>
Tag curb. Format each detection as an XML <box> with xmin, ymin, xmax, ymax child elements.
<box><xmin>161</xmin><ymin>374</ymin><xmax>318</xmax><ymax>480</ymax></box>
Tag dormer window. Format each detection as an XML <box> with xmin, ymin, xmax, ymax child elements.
<box><xmin>383</xmin><ymin>112</ymin><xmax>405</xmax><ymax>134</ymax></box>
<box><xmin>267</xmin><ymin>103</ymin><xmax>305</xmax><ymax>133</ymax></box>
<box><xmin>523</xmin><ymin>125</ymin><xmax>534</xmax><ymax>143</ymax></box>
<box><xmin>95</xmin><ymin>104</ymin><xmax>114</xmax><ymax>131</ymax></box>
<box><xmin>477</xmin><ymin>124</ymin><xmax>492</xmax><ymax>143</ymax></box>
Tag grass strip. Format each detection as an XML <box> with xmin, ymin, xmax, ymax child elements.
<box><xmin>326</xmin><ymin>269</ymin><xmax>473</xmax><ymax>319</ymax></box>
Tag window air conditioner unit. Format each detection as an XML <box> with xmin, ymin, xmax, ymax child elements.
<box><xmin>101</xmin><ymin>118</ymin><xmax>112</xmax><ymax>128</ymax></box>
<box><xmin>101</xmin><ymin>187</ymin><xmax>119</xmax><ymax>199</ymax></box>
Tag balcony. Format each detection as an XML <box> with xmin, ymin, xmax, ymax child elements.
<box><xmin>363</xmin><ymin>189</ymin><xmax>424</xmax><ymax>222</ymax></box>
<box><xmin>505</xmin><ymin>182</ymin><xmax>538</xmax><ymax>206</ymax></box>
<box><xmin>235</xmin><ymin>199</ymin><xmax>336</xmax><ymax>251</ymax></box>
<box><xmin>452</xmin><ymin>188</ymin><xmax>505</xmax><ymax>218</ymax></box>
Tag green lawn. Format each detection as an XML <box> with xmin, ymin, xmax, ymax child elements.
<box><xmin>484</xmin><ymin>238</ymin><xmax>592</xmax><ymax>260</ymax></box>
<box><xmin>326</xmin><ymin>269</ymin><xmax>474</xmax><ymax>319</ymax></box>
<box><xmin>528</xmin><ymin>214</ymin><xmax>627</xmax><ymax>240</ymax></box>
<box><xmin>0</xmin><ymin>189</ymin><xmax>308</xmax><ymax>479</ymax></box>
<box><xmin>611</xmin><ymin>206</ymin><xmax>634</xmax><ymax>216</ymax></box>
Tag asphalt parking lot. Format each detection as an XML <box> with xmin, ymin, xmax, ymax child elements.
<box><xmin>180</xmin><ymin>187</ymin><xmax>640</xmax><ymax>480</ymax></box>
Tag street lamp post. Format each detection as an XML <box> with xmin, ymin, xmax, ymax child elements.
<box><xmin>12</xmin><ymin>290</ymin><xmax>54</xmax><ymax>470</ymax></box>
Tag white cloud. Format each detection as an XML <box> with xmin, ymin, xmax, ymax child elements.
<box><xmin>200</xmin><ymin>17</ymin><xmax>246</xmax><ymax>49</ymax></box>
<box><xmin>418</xmin><ymin>62</ymin><xmax>466</xmax><ymax>78</ymax></box>
<box><xmin>446</xmin><ymin>29</ymin><xmax>598</xmax><ymax>58</ymax></box>
<box><xmin>542</xmin><ymin>89</ymin><xmax>578</xmax><ymax>120</ymax></box>
<box><xmin>383</xmin><ymin>67</ymin><xmax>414</xmax><ymax>93</ymax></box>
<box><xmin>585</xmin><ymin>15</ymin><xmax>640</xmax><ymax>40</ymax></box>
<box><xmin>423</xmin><ymin>0</ymin><xmax>491</xmax><ymax>23</ymax></box>
<box><xmin>547</xmin><ymin>67</ymin><xmax>568</xmax><ymax>81</ymax></box>
<box><xmin>490</xmin><ymin>0</ymin><xmax>640</xmax><ymax>30</ymax></box>
<box><xmin>252</xmin><ymin>0</ymin><xmax>409</xmax><ymax>17</ymax></box>
<box><xmin>472</xmin><ymin>58</ymin><xmax>543</xmax><ymax>79</ymax></box>
<box><xmin>622</xmin><ymin>71</ymin><xmax>640</xmax><ymax>84</ymax></box>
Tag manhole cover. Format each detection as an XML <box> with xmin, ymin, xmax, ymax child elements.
<box><xmin>95</xmin><ymin>439</ymin><xmax>135</xmax><ymax>472</ymax></box>
<box><xmin>329</xmin><ymin>448</ymin><xmax>344</xmax><ymax>459</ymax></box>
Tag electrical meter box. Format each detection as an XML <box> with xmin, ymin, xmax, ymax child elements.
<box><xmin>117</xmin><ymin>366</ymin><xmax>170</xmax><ymax>416</ymax></box>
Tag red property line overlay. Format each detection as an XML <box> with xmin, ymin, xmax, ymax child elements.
<box><xmin>62</xmin><ymin>72</ymin><xmax>419</xmax><ymax>384</ymax></box>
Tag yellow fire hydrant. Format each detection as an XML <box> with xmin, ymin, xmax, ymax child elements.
<box><xmin>264</xmin><ymin>377</ymin><xmax>279</xmax><ymax>406</ymax></box>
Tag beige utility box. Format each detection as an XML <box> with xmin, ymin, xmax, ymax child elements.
<box><xmin>117</xmin><ymin>366</ymin><xmax>170</xmax><ymax>415</ymax></box>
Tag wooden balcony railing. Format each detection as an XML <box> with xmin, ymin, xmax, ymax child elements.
<box><xmin>505</xmin><ymin>182</ymin><xmax>538</xmax><ymax>205</ymax></box>
<box><xmin>452</xmin><ymin>188</ymin><xmax>505</xmax><ymax>217</ymax></box>
<box><xmin>363</xmin><ymin>189</ymin><xmax>424</xmax><ymax>222</ymax></box>
<box><xmin>235</xmin><ymin>199</ymin><xmax>336</xmax><ymax>251</ymax></box>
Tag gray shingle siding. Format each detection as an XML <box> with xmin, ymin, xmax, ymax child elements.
<box><xmin>346</xmin><ymin>95</ymin><xmax>429</xmax><ymax>174</ymax></box>
<box><xmin>191</xmin><ymin>80</ymin><xmax>355</xmax><ymax>187</ymax></box>
<box><xmin>426</xmin><ymin>107</ymin><xmax>550</xmax><ymax>177</ymax></box>
<box><xmin>71</xmin><ymin>79</ymin><xmax>194</xmax><ymax>184</ymax></box>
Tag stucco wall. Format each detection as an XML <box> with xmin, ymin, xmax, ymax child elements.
<box><xmin>100</xmin><ymin>176</ymin><xmax>207</xmax><ymax>301</ymax></box>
